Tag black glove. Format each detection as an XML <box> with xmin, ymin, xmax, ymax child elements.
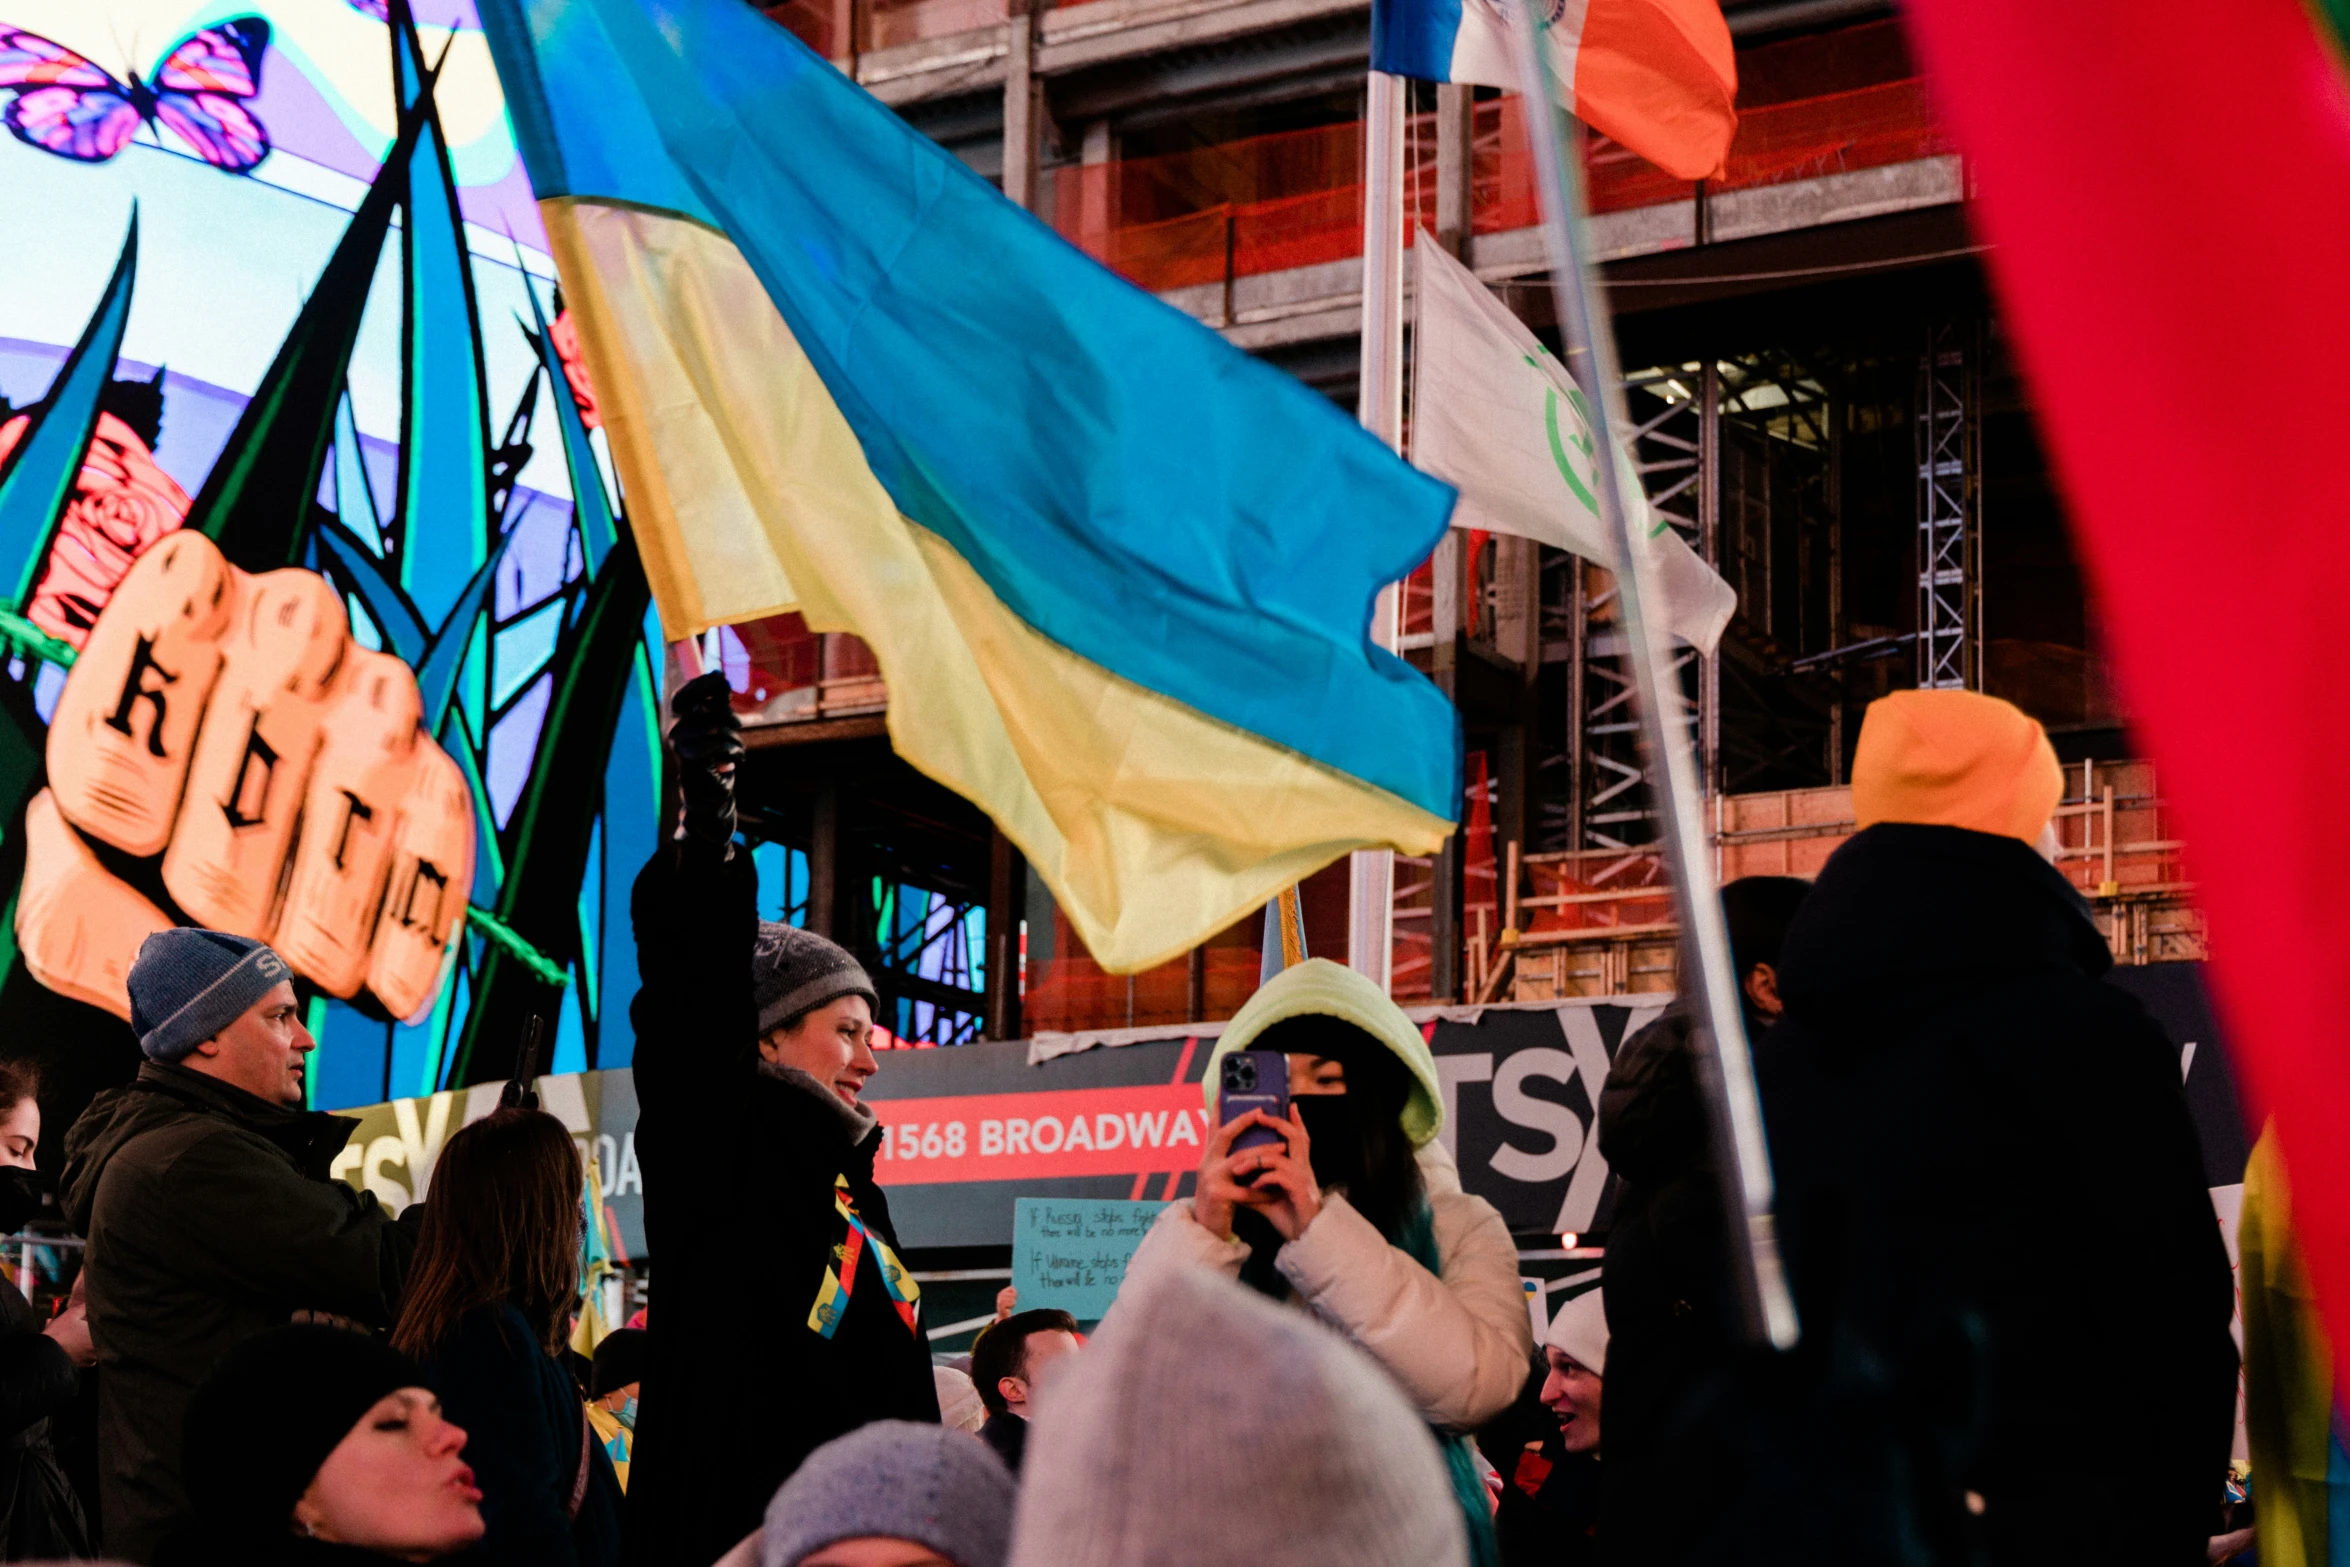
<box><xmin>669</xmin><ymin>669</ymin><xmax>743</xmax><ymax>861</ymax></box>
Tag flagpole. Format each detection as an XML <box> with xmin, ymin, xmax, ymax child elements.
<box><xmin>1349</xmin><ymin>67</ymin><xmax>1408</xmax><ymax>991</ymax></box>
<box><xmin>1505</xmin><ymin>11</ymin><xmax>1798</xmax><ymax>1349</ymax></box>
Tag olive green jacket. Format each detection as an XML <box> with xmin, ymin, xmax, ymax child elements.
<box><xmin>60</xmin><ymin>1062</ymin><xmax>419</xmax><ymax>1562</ymax></box>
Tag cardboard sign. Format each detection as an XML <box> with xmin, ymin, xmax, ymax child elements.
<box><xmin>1010</xmin><ymin>1198</ymin><xmax>1168</xmax><ymax>1321</ymax></box>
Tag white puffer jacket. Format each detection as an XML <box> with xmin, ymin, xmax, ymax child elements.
<box><xmin>1113</xmin><ymin>1137</ymin><xmax>1533</xmax><ymax>1432</ymax></box>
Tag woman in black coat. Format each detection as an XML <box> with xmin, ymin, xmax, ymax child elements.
<box><xmin>391</xmin><ymin>1109</ymin><xmax>620</xmax><ymax>1567</ymax></box>
<box><xmin>0</xmin><ymin>1062</ymin><xmax>93</xmax><ymax>1559</ymax></box>
<box><xmin>162</xmin><ymin>1322</ymin><xmax>485</xmax><ymax>1567</ymax></box>
<box><xmin>626</xmin><ymin>672</ymin><xmax>938</xmax><ymax>1567</ymax></box>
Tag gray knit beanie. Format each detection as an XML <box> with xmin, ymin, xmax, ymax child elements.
<box><xmin>753</xmin><ymin>922</ymin><xmax>877</xmax><ymax>1036</ymax></box>
<box><xmin>762</xmin><ymin>1421</ymin><xmax>1013</xmax><ymax>1567</ymax></box>
<box><xmin>1008</xmin><ymin>1266</ymin><xmax>1466</xmax><ymax>1567</ymax></box>
<box><xmin>127</xmin><ymin>928</ymin><xmax>293</xmax><ymax>1063</ymax></box>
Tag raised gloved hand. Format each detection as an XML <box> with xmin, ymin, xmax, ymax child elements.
<box><xmin>669</xmin><ymin>670</ymin><xmax>743</xmax><ymax>861</ymax></box>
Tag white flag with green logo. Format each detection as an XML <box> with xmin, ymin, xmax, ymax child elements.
<box><xmin>1411</xmin><ymin>239</ymin><xmax>1736</xmax><ymax>653</ymax></box>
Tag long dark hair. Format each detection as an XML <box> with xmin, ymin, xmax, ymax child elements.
<box><xmin>1235</xmin><ymin>1013</ymin><xmax>1425</xmax><ymax>1296</ymax></box>
<box><xmin>391</xmin><ymin>1108</ymin><xmax>581</xmax><ymax>1359</ymax></box>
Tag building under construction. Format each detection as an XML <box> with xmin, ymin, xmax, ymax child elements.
<box><xmin>711</xmin><ymin>0</ymin><xmax>2196</xmax><ymax>1046</ymax></box>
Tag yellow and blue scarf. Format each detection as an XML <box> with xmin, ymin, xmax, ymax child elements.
<box><xmin>807</xmin><ymin>1174</ymin><xmax>921</xmax><ymax>1340</ymax></box>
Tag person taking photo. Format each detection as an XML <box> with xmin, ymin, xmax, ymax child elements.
<box><xmin>1114</xmin><ymin>956</ymin><xmax>1532</xmax><ymax>1565</ymax></box>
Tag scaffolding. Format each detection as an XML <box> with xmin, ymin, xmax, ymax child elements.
<box><xmin>1572</xmin><ymin>355</ymin><xmax>1845</xmax><ymax>852</ymax></box>
<box><xmin>1915</xmin><ymin>321</ymin><xmax>1982</xmax><ymax>690</ymax></box>
<box><xmin>1571</xmin><ymin>366</ymin><xmax>1712</xmax><ymax>858</ymax></box>
<box><xmin>1498</xmin><ymin>761</ymin><xmax>2206</xmax><ymax>1002</ymax></box>
<box><xmin>1715</xmin><ymin>354</ymin><xmax>1840</xmax><ymax>792</ymax></box>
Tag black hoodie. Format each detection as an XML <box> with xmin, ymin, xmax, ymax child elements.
<box><xmin>1592</xmin><ymin>1001</ymin><xmax>1742</xmax><ymax>1564</ymax></box>
<box><xmin>1739</xmin><ymin>823</ymin><xmax>2235</xmax><ymax>1566</ymax></box>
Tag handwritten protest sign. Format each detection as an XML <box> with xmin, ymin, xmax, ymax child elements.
<box><xmin>1010</xmin><ymin>1198</ymin><xmax>1168</xmax><ymax>1321</ymax></box>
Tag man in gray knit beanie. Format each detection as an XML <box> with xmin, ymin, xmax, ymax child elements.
<box><xmin>58</xmin><ymin>926</ymin><xmax>419</xmax><ymax>1559</ymax></box>
<box><xmin>1008</xmin><ymin>1265</ymin><xmax>1467</xmax><ymax>1567</ymax></box>
<box><xmin>761</xmin><ymin>1421</ymin><xmax>1012</xmax><ymax>1567</ymax></box>
<box><xmin>124</xmin><ymin>928</ymin><xmax>299</xmax><ymax>1073</ymax></box>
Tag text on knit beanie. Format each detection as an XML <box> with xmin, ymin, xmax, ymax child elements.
<box><xmin>1007</xmin><ymin>1265</ymin><xmax>1467</xmax><ymax>1567</ymax></box>
<box><xmin>1544</xmin><ymin>1288</ymin><xmax>1608</xmax><ymax>1374</ymax></box>
<box><xmin>128</xmin><ymin>928</ymin><xmax>293</xmax><ymax>1063</ymax></box>
<box><xmin>762</xmin><ymin>1421</ymin><xmax>1013</xmax><ymax>1567</ymax></box>
<box><xmin>752</xmin><ymin>923</ymin><xmax>879</xmax><ymax>1037</ymax></box>
<box><xmin>181</xmin><ymin>1324</ymin><xmax>423</xmax><ymax>1534</ymax></box>
<box><xmin>1850</xmin><ymin>689</ymin><xmax>2065</xmax><ymax>844</ymax></box>
<box><xmin>1205</xmin><ymin>957</ymin><xmax>1445</xmax><ymax>1146</ymax></box>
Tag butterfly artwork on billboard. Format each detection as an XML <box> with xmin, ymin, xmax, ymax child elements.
<box><xmin>0</xmin><ymin>17</ymin><xmax>271</xmax><ymax>170</ymax></box>
<box><xmin>0</xmin><ymin>0</ymin><xmax>663</xmax><ymax>1121</ymax></box>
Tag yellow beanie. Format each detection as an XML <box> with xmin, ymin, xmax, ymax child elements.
<box><xmin>1850</xmin><ymin>690</ymin><xmax>2064</xmax><ymax>844</ymax></box>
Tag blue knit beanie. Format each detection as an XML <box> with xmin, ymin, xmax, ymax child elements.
<box><xmin>128</xmin><ymin>928</ymin><xmax>294</xmax><ymax>1063</ymax></box>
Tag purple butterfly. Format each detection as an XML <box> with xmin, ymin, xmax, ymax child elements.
<box><xmin>0</xmin><ymin>17</ymin><xmax>271</xmax><ymax>172</ymax></box>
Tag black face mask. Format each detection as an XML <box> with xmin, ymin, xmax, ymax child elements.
<box><xmin>1294</xmin><ymin>1094</ymin><xmax>1363</xmax><ymax>1196</ymax></box>
<box><xmin>0</xmin><ymin>1167</ymin><xmax>42</xmax><ymax>1235</ymax></box>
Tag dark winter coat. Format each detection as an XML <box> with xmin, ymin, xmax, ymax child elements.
<box><xmin>1736</xmin><ymin>824</ymin><xmax>2236</xmax><ymax>1566</ymax></box>
<box><xmin>1487</xmin><ymin>1357</ymin><xmax>1598</xmax><ymax>1567</ymax></box>
<box><xmin>627</xmin><ymin>850</ymin><xmax>939</xmax><ymax>1567</ymax></box>
<box><xmin>156</xmin><ymin>1525</ymin><xmax>449</xmax><ymax>1567</ymax></box>
<box><xmin>417</xmin><ymin>1304</ymin><xmax>620</xmax><ymax>1567</ymax></box>
<box><xmin>1592</xmin><ymin>1004</ymin><xmax>1741</xmax><ymax>1561</ymax></box>
<box><xmin>978</xmin><ymin>1411</ymin><xmax>1027</xmax><ymax>1476</ymax></box>
<box><xmin>59</xmin><ymin>1062</ymin><xmax>420</xmax><ymax>1563</ymax></box>
<box><xmin>1495</xmin><ymin>1442</ymin><xmax>1600</xmax><ymax>1567</ymax></box>
<box><xmin>0</xmin><ymin>1273</ymin><xmax>90</xmax><ymax>1559</ymax></box>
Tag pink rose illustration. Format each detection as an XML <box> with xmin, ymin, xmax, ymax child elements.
<box><xmin>0</xmin><ymin>411</ymin><xmax>192</xmax><ymax>648</ymax></box>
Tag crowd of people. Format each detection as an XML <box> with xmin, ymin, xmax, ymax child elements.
<box><xmin>0</xmin><ymin>676</ymin><xmax>2240</xmax><ymax>1566</ymax></box>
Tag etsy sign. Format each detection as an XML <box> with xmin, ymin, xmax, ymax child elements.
<box><xmin>873</xmin><ymin>1084</ymin><xmax>1210</xmax><ymax>1187</ymax></box>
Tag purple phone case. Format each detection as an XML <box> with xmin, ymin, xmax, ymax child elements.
<box><xmin>1220</xmin><ymin>1050</ymin><xmax>1290</xmax><ymax>1155</ymax></box>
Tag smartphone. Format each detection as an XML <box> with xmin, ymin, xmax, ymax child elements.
<box><xmin>1219</xmin><ymin>1050</ymin><xmax>1291</xmax><ymax>1159</ymax></box>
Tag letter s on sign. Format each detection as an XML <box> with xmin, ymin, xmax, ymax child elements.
<box><xmin>1488</xmin><ymin>1047</ymin><xmax>1584</xmax><ymax>1185</ymax></box>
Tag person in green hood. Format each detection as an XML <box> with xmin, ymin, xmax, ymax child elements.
<box><xmin>1111</xmin><ymin>957</ymin><xmax>1531</xmax><ymax>1566</ymax></box>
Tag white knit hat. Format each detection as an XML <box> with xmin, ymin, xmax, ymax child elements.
<box><xmin>934</xmin><ymin>1363</ymin><xmax>987</xmax><ymax>1433</ymax></box>
<box><xmin>1544</xmin><ymin>1287</ymin><xmax>1608</xmax><ymax>1375</ymax></box>
<box><xmin>1009</xmin><ymin>1264</ymin><xmax>1465</xmax><ymax>1567</ymax></box>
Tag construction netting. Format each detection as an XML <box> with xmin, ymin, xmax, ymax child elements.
<box><xmin>1050</xmin><ymin>77</ymin><xmax>1952</xmax><ymax>297</ymax></box>
<box><xmin>763</xmin><ymin>0</ymin><xmax>1010</xmax><ymax>59</ymax></box>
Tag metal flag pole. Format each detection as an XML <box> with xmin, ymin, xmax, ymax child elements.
<box><xmin>1347</xmin><ymin>67</ymin><xmax>1410</xmax><ymax>991</ymax></box>
<box><xmin>1504</xmin><ymin>6</ymin><xmax>1798</xmax><ymax>1349</ymax></box>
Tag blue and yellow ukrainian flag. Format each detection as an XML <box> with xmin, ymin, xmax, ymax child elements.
<box><xmin>476</xmin><ymin>0</ymin><xmax>1460</xmax><ymax>972</ymax></box>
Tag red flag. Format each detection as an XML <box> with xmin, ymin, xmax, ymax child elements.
<box><xmin>1899</xmin><ymin>0</ymin><xmax>2350</xmax><ymax>1352</ymax></box>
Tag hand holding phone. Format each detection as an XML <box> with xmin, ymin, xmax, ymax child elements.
<box><xmin>1219</xmin><ymin>1051</ymin><xmax>1290</xmax><ymax>1158</ymax></box>
<box><xmin>1189</xmin><ymin>1051</ymin><xmax>1323</xmax><ymax>1243</ymax></box>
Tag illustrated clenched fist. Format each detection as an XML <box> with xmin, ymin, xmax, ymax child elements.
<box><xmin>18</xmin><ymin>529</ymin><xmax>474</xmax><ymax>1023</ymax></box>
